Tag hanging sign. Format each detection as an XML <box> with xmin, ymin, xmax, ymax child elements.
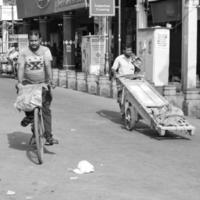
<box><xmin>55</xmin><ymin>0</ymin><xmax>87</xmax><ymax>12</ymax></box>
<box><xmin>89</xmin><ymin>0</ymin><xmax>115</xmax><ymax>17</ymax></box>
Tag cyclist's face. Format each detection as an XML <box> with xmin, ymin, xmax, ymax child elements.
<box><xmin>29</xmin><ymin>35</ymin><xmax>41</xmax><ymax>51</ymax></box>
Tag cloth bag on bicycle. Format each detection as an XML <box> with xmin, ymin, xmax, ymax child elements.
<box><xmin>14</xmin><ymin>84</ymin><xmax>43</xmax><ymax>112</ymax></box>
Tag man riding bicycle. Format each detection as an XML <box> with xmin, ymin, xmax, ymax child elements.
<box><xmin>16</xmin><ymin>30</ymin><xmax>58</xmax><ymax>145</ymax></box>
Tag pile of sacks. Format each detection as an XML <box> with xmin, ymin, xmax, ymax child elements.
<box><xmin>151</xmin><ymin>104</ymin><xmax>189</xmax><ymax>127</ymax></box>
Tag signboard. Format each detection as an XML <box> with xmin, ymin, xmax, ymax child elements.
<box><xmin>55</xmin><ymin>0</ymin><xmax>87</xmax><ymax>12</ymax></box>
<box><xmin>89</xmin><ymin>0</ymin><xmax>115</xmax><ymax>16</ymax></box>
<box><xmin>17</xmin><ymin>34</ymin><xmax>29</xmax><ymax>51</ymax></box>
<box><xmin>16</xmin><ymin>0</ymin><xmax>87</xmax><ymax>18</ymax></box>
<box><xmin>0</xmin><ymin>5</ymin><xmax>18</xmax><ymax>20</ymax></box>
<box><xmin>9</xmin><ymin>34</ymin><xmax>28</xmax><ymax>51</ymax></box>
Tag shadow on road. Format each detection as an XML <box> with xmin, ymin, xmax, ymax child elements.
<box><xmin>135</xmin><ymin>127</ymin><xmax>191</xmax><ymax>141</ymax></box>
<box><xmin>97</xmin><ymin>110</ymin><xmax>124</xmax><ymax>126</ymax></box>
<box><xmin>7</xmin><ymin>131</ymin><xmax>31</xmax><ymax>151</ymax></box>
<box><xmin>129</xmin><ymin>120</ymin><xmax>191</xmax><ymax>141</ymax></box>
<box><xmin>7</xmin><ymin>132</ymin><xmax>55</xmax><ymax>165</ymax></box>
<box><xmin>97</xmin><ymin>110</ymin><xmax>191</xmax><ymax>141</ymax></box>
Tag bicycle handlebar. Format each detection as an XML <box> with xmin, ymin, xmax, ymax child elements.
<box><xmin>16</xmin><ymin>81</ymin><xmax>56</xmax><ymax>94</ymax></box>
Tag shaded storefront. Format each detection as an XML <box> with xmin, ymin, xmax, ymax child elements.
<box><xmin>16</xmin><ymin>0</ymin><xmax>94</xmax><ymax>70</ymax></box>
<box><xmin>16</xmin><ymin>0</ymin><xmax>139</xmax><ymax>72</ymax></box>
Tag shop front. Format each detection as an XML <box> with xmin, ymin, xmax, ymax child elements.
<box><xmin>16</xmin><ymin>0</ymin><xmax>95</xmax><ymax>70</ymax></box>
<box><xmin>16</xmin><ymin>0</ymin><xmax>139</xmax><ymax>74</ymax></box>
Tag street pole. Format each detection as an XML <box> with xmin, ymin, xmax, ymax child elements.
<box><xmin>105</xmin><ymin>16</ymin><xmax>109</xmax><ymax>75</ymax></box>
<box><xmin>11</xmin><ymin>0</ymin><xmax>14</xmax><ymax>35</ymax></box>
<box><xmin>118</xmin><ymin>0</ymin><xmax>121</xmax><ymax>55</ymax></box>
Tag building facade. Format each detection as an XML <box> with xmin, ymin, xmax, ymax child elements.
<box><xmin>0</xmin><ymin>0</ymin><xmax>22</xmax><ymax>52</ymax></box>
<box><xmin>16</xmin><ymin>0</ymin><xmax>139</xmax><ymax>71</ymax></box>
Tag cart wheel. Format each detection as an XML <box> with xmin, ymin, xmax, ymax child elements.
<box><xmin>125</xmin><ymin>106</ymin><xmax>137</xmax><ymax>131</ymax></box>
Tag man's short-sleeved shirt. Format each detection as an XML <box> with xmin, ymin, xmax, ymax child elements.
<box><xmin>112</xmin><ymin>54</ymin><xmax>135</xmax><ymax>75</ymax></box>
<box><xmin>18</xmin><ymin>45</ymin><xmax>53</xmax><ymax>84</ymax></box>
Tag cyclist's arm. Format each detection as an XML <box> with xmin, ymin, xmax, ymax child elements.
<box><xmin>45</xmin><ymin>60</ymin><xmax>53</xmax><ymax>83</ymax></box>
<box><xmin>44</xmin><ymin>48</ymin><xmax>53</xmax><ymax>84</ymax></box>
<box><xmin>17</xmin><ymin>57</ymin><xmax>25</xmax><ymax>84</ymax></box>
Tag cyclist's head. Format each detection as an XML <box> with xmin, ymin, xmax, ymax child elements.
<box><xmin>28</xmin><ymin>30</ymin><xmax>42</xmax><ymax>51</ymax></box>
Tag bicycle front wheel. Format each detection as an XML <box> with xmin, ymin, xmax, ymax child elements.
<box><xmin>34</xmin><ymin>107</ymin><xmax>44</xmax><ymax>164</ymax></box>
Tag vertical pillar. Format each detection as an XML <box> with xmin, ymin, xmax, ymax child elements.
<box><xmin>182</xmin><ymin>0</ymin><xmax>200</xmax><ymax>117</ymax></box>
<box><xmin>22</xmin><ymin>19</ymin><xmax>31</xmax><ymax>34</ymax></box>
<box><xmin>39</xmin><ymin>17</ymin><xmax>48</xmax><ymax>45</ymax></box>
<box><xmin>2</xmin><ymin>21</ymin><xmax>8</xmax><ymax>53</ymax></box>
<box><xmin>181</xmin><ymin>0</ymin><xmax>198</xmax><ymax>90</ymax></box>
<box><xmin>105</xmin><ymin>16</ymin><xmax>109</xmax><ymax>75</ymax></box>
<box><xmin>63</xmin><ymin>12</ymin><xmax>75</xmax><ymax>70</ymax></box>
<box><xmin>118</xmin><ymin>0</ymin><xmax>121</xmax><ymax>55</ymax></box>
<box><xmin>136</xmin><ymin>0</ymin><xmax>147</xmax><ymax>55</ymax></box>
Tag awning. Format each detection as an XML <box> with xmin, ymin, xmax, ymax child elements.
<box><xmin>16</xmin><ymin>0</ymin><xmax>88</xmax><ymax>19</ymax></box>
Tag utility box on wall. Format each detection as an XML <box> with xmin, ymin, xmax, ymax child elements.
<box><xmin>137</xmin><ymin>27</ymin><xmax>170</xmax><ymax>86</ymax></box>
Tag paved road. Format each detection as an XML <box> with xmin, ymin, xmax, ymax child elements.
<box><xmin>0</xmin><ymin>76</ymin><xmax>200</xmax><ymax>200</ymax></box>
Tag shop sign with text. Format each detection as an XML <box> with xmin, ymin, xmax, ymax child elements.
<box><xmin>89</xmin><ymin>0</ymin><xmax>115</xmax><ymax>16</ymax></box>
<box><xmin>55</xmin><ymin>0</ymin><xmax>87</xmax><ymax>12</ymax></box>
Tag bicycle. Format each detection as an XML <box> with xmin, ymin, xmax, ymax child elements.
<box><xmin>16</xmin><ymin>83</ymin><xmax>54</xmax><ymax>164</ymax></box>
<box><xmin>30</xmin><ymin>83</ymin><xmax>55</xmax><ymax>164</ymax></box>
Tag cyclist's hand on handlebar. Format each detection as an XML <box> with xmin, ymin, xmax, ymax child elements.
<box><xmin>16</xmin><ymin>82</ymin><xmax>23</xmax><ymax>90</ymax></box>
<box><xmin>15</xmin><ymin>82</ymin><xmax>23</xmax><ymax>94</ymax></box>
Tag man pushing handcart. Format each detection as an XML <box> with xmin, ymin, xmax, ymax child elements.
<box><xmin>112</xmin><ymin>45</ymin><xmax>194</xmax><ymax>136</ymax></box>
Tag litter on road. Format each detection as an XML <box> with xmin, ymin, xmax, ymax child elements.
<box><xmin>70</xmin><ymin>176</ymin><xmax>79</xmax><ymax>180</ymax></box>
<box><xmin>72</xmin><ymin>160</ymin><xmax>95</xmax><ymax>174</ymax></box>
<box><xmin>25</xmin><ymin>196</ymin><xmax>33</xmax><ymax>200</ymax></box>
<box><xmin>6</xmin><ymin>190</ymin><xmax>16</xmax><ymax>195</ymax></box>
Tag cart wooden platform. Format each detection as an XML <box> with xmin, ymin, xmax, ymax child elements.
<box><xmin>117</xmin><ymin>75</ymin><xmax>195</xmax><ymax>136</ymax></box>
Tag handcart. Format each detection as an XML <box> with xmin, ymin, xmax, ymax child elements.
<box><xmin>117</xmin><ymin>74</ymin><xmax>195</xmax><ymax>136</ymax></box>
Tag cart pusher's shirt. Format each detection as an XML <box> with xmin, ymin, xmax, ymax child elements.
<box><xmin>18</xmin><ymin>45</ymin><xmax>52</xmax><ymax>84</ymax></box>
<box><xmin>112</xmin><ymin>54</ymin><xmax>135</xmax><ymax>75</ymax></box>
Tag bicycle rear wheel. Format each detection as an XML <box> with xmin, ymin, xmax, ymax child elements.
<box><xmin>34</xmin><ymin>107</ymin><xmax>44</xmax><ymax>164</ymax></box>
